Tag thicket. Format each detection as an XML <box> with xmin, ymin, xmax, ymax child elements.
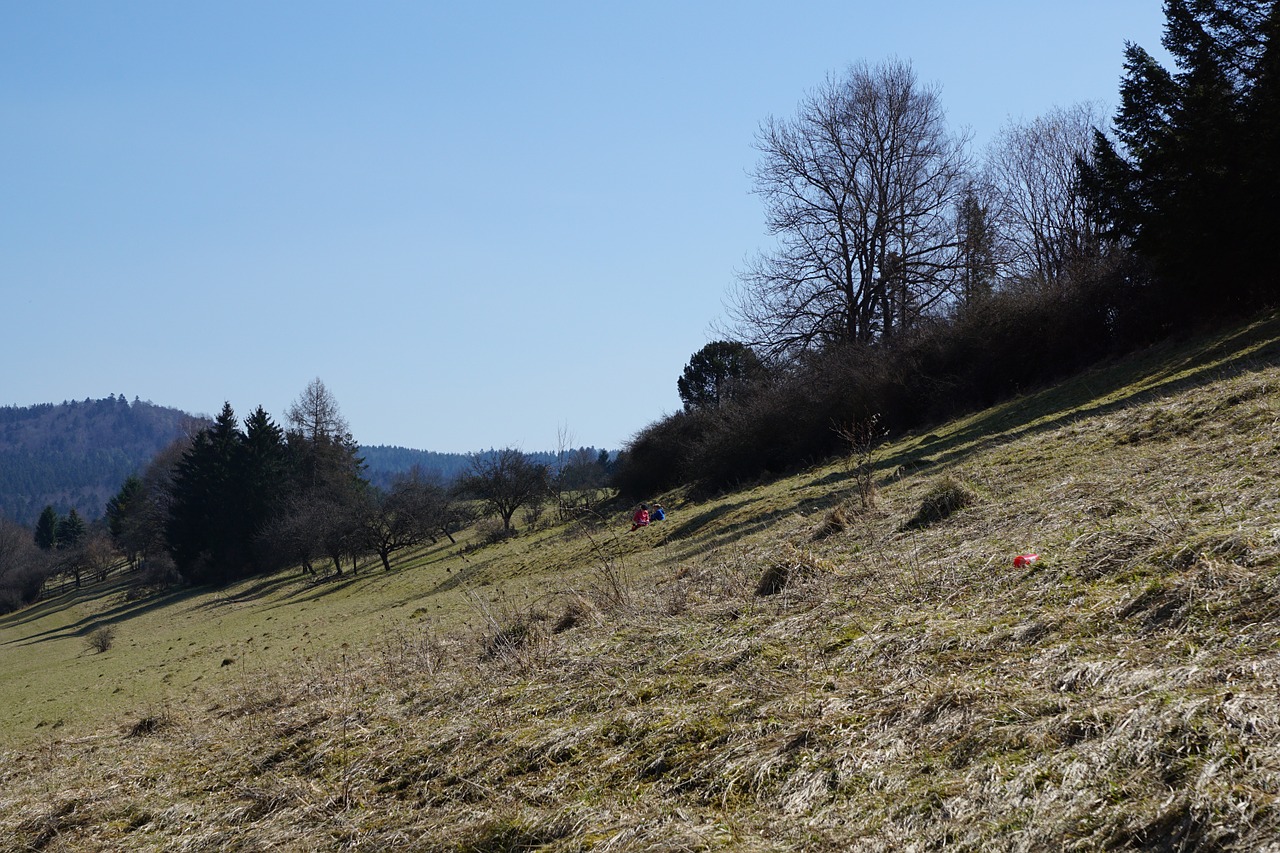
<box><xmin>615</xmin><ymin>0</ymin><xmax>1279</xmax><ymax>498</ymax></box>
<box><xmin>615</xmin><ymin>256</ymin><xmax>1151</xmax><ymax>497</ymax></box>
<box><xmin>0</xmin><ymin>517</ymin><xmax>52</xmax><ymax>614</ymax></box>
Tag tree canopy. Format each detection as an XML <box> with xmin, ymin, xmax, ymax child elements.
<box><xmin>1083</xmin><ymin>0</ymin><xmax>1280</xmax><ymax>322</ymax></box>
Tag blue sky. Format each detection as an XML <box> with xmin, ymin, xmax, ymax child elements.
<box><xmin>1</xmin><ymin>2</ymin><xmax>1170</xmax><ymax>453</ymax></box>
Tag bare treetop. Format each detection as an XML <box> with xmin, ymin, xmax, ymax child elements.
<box><xmin>286</xmin><ymin>378</ymin><xmax>349</xmax><ymax>442</ymax></box>
<box><xmin>731</xmin><ymin>59</ymin><xmax>970</xmax><ymax>358</ymax></box>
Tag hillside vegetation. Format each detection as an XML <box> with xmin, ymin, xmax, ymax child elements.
<box><xmin>3</xmin><ymin>313</ymin><xmax>1280</xmax><ymax>850</ymax></box>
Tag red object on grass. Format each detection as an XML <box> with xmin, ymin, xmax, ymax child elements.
<box><xmin>1013</xmin><ymin>553</ymin><xmax>1039</xmax><ymax>568</ymax></box>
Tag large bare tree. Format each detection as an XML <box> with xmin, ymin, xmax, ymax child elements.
<box><xmin>731</xmin><ymin>59</ymin><xmax>970</xmax><ymax>357</ymax></box>
<box><xmin>286</xmin><ymin>377</ymin><xmax>350</xmax><ymax>444</ymax></box>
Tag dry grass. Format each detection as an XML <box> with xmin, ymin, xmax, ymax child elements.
<box><xmin>4</xmin><ymin>314</ymin><xmax>1280</xmax><ymax>850</ymax></box>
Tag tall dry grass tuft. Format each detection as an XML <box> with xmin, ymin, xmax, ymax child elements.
<box><xmin>902</xmin><ymin>474</ymin><xmax>977</xmax><ymax>529</ymax></box>
<box><xmin>466</xmin><ymin>589</ymin><xmax>552</xmax><ymax>672</ymax></box>
<box><xmin>812</xmin><ymin>502</ymin><xmax>851</xmax><ymax>539</ymax></box>
<box><xmin>754</xmin><ymin>544</ymin><xmax>836</xmax><ymax>597</ymax></box>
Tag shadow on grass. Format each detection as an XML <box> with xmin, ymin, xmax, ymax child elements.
<box><xmin>664</xmin><ymin>499</ymin><xmax>755</xmax><ymax>541</ymax></box>
<box><xmin>3</xmin><ymin>581</ymin><xmax>202</xmax><ymax>648</ymax></box>
<box><xmin>876</xmin><ymin>313</ymin><xmax>1280</xmax><ymax>481</ymax></box>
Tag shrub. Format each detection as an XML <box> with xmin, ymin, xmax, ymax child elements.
<box><xmin>85</xmin><ymin>626</ymin><xmax>116</xmax><ymax>654</ymax></box>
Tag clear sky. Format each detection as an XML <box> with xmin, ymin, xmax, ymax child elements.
<box><xmin>1</xmin><ymin>2</ymin><xmax>1170</xmax><ymax>453</ymax></box>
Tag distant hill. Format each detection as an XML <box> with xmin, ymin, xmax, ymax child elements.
<box><xmin>0</xmin><ymin>396</ymin><xmax>200</xmax><ymax>526</ymax></box>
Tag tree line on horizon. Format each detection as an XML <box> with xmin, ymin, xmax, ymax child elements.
<box><xmin>0</xmin><ymin>396</ymin><xmax>605</xmax><ymax>530</ymax></box>
<box><xmin>613</xmin><ymin>0</ymin><xmax>1279</xmax><ymax>497</ymax></box>
<box><xmin>0</xmin><ymin>378</ymin><xmax>617</xmax><ymax>610</ymax></box>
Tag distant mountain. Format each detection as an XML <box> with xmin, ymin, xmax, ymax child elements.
<box><xmin>0</xmin><ymin>396</ymin><xmax>201</xmax><ymax>526</ymax></box>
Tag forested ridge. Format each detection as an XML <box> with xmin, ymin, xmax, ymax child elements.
<box><xmin>0</xmin><ymin>396</ymin><xmax>196</xmax><ymax>526</ymax></box>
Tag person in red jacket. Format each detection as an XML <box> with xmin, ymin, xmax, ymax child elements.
<box><xmin>631</xmin><ymin>503</ymin><xmax>650</xmax><ymax>531</ymax></box>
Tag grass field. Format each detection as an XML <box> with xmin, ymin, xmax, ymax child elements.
<box><xmin>3</xmin><ymin>311</ymin><xmax>1280</xmax><ymax>850</ymax></box>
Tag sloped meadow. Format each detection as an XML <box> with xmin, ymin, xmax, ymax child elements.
<box><xmin>4</xmin><ymin>314</ymin><xmax>1280</xmax><ymax>851</ymax></box>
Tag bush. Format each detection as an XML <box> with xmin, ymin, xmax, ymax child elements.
<box><xmin>85</xmin><ymin>625</ymin><xmax>116</xmax><ymax>654</ymax></box>
<box><xmin>125</xmin><ymin>556</ymin><xmax>183</xmax><ymax>601</ymax></box>
<box><xmin>612</xmin><ymin>409</ymin><xmax>713</xmax><ymax>498</ymax></box>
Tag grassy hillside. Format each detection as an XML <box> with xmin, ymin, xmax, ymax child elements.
<box><xmin>3</xmin><ymin>312</ymin><xmax>1280</xmax><ymax>850</ymax></box>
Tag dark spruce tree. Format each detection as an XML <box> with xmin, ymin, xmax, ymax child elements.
<box><xmin>56</xmin><ymin>508</ymin><xmax>86</xmax><ymax>550</ymax></box>
<box><xmin>34</xmin><ymin>505</ymin><xmax>59</xmax><ymax>551</ymax></box>
<box><xmin>1083</xmin><ymin>0</ymin><xmax>1280</xmax><ymax>325</ymax></box>
<box><xmin>105</xmin><ymin>475</ymin><xmax>145</xmax><ymax>566</ymax></box>
<box><xmin>238</xmin><ymin>406</ymin><xmax>291</xmax><ymax>569</ymax></box>
<box><xmin>166</xmin><ymin>403</ymin><xmax>247</xmax><ymax>583</ymax></box>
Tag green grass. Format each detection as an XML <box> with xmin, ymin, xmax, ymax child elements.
<box><xmin>3</xmin><ymin>309</ymin><xmax>1280</xmax><ymax>850</ymax></box>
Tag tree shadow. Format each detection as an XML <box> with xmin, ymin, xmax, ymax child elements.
<box><xmin>662</xmin><ymin>499</ymin><xmax>754</xmax><ymax>541</ymax></box>
<box><xmin>876</xmin><ymin>314</ymin><xmax>1280</xmax><ymax>481</ymax></box>
<box><xmin>3</xmin><ymin>583</ymin><xmax>201</xmax><ymax>648</ymax></box>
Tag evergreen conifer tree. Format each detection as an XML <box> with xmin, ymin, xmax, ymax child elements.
<box><xmin>34</xmin><ymin>505</ymin><xmax>59</xmax><ymax>551</ymax></box>
<box><xmin>166</xmin><ymin>403</ymin><xmax>246</xmax><ymax>583</ymax></box>
<box><xmin>56</xmin><ymin>508</ymin><xmax>86</xmax><ymax>549</ymax></box>
<box><xmin>1084</xmin><ymin>0</ymin><xmax>1278</xmax><ymax>322</ymax></box>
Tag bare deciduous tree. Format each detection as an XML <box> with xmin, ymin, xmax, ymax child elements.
<box><xmin>983</xmin><ymin>103</ymin><xmax>1105</xmax><ymax>288</ymax></box>
<box><xmin>0</xmin><ymin>517</ymin><xmax>51</xmax><ymax>613</ymax></box>
<box><xmin>286</xmin><ymin>377</ymin><xmax>349</xmax><ymax>443</ymax></box>
<box><xmin>460</xmin><ymin>449</ymin><xmax>550</xmax><ymax>533</ymax></box>
<box><xmin>731</xmin><ymin>59</ymin><xmax>970</xmax><ymax>357</ymax></box>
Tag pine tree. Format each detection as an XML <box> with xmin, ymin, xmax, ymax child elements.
<box><xmin>34</xmin><ymin>505</ymin><xmax>59</xmax><ymax>551</ymax></box>
<box><xmin>166</xmin><ymin>403</ymin><xmax>246</xmax><ymax>583</ymax></box>
<box><xmin>105</xmin><ymin>475</ymin><xmax>145</xmax><ymax>565</ymax></box>
<box><xmin>238</xmin><ymin>406</ymin><xmax>290</xmax><ymax>568</ymax></box>
<box><xmin>56</xmin><ymin>508</ymin><xmax>86</xmax><ymax>549</ymax></box>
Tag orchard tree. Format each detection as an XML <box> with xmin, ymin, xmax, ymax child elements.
<box><xmin>460</xmin><ymin>448</ymin><xmax>550</xmax><ymax>533</ymax></box>
<box><xmin>732</xmin><ymin>59</ymin><xmax>970</xmax><ymax>356</ymax></box>
<box><xmin>361</xmin><ymin>475</ymin><xmax>449</xmax><ymax>571</ymax></box>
